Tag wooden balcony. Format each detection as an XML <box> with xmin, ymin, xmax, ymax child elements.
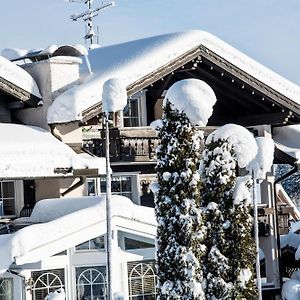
<box><xmin>83</xmin><ymin>127</ymin><xmax>160</xmax><ymax>162</ymax></box>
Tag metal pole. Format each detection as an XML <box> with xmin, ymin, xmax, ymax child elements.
<box><xmin>252</xmin><ymin>173</ymin><xmax>262</xmax><ymax>300</ymax></box>
<box><xmin>105</xmin><ymin>112</ymin><xmax>113</xmax><ymax>300</ymax></box>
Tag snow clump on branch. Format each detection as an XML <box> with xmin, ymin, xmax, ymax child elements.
<box><xmin>206</xmin><ymin>123</ymin><xmax>258</xmax><ymax>168</ymax></box>
<box><xmin>164</xmin><ymin>78</ymin><xmax>217</xmax><ymax>126</ymax></box>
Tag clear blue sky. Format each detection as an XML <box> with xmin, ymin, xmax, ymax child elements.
<box><xmin>1</xmin><ymin>0</ymin><xmax>299</xmax><ymax>85</ymax></box>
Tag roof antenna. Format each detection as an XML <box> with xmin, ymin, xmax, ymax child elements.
<box><xmin>69</xmin><ymin>0</ymin><xmax>114</xmax><ymax>47</ymax></box>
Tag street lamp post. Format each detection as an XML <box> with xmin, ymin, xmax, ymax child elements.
<box><xmin>252</xmin><ymin>173</ymin><xmax>262</xmax><ymax>300</ymax></box>
<box><xmin>102</xmin><ymin>78</ymin><xmax>128</xmax><ymax>300</ymax></box>
<box><xmin>105</xmin><ymin>112</ymin><xmax>113</xmax><ymax>300</ymax></box>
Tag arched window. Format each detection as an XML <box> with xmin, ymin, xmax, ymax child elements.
<box><xmin>32</xmin><ymin>272</ymin><xmax>64</xmax><ymax>300</ymax></box>
<box><xmin>128</xmin><ymin>262</ymin><xmax>156</xmax><ymax>300</ymax></box>
<box><xmin>76</xmin><ymin>267</ymin><xmax>106</xmax><ymax>300</ymax></box>
<box><xmin>0</xmin><ymin>278</ymin><xmax>13</xmax><ymax>300</ymax></box>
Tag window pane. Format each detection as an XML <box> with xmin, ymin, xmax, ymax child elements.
<box><xmin>87</xmin><ymin>180</ymin><xmax>96</xmax><ymax>196</ymax></box>
<box><xmin>76</xmin><ymin>237</ymin><xmax>105</xmax><ymax>251</ymax></box>
<box><xmin>0</xmin><ymin>278</ymin><xmax>13</xmax><ymax>300</ymax></box>
<box><xmin>0</xmin><ymin>181</ymin><xmax>15</xmax><ymax>216</ymax></box>
<box><xmin>2</xmin><ymin>182</ymin><xmax>14</xmax><ymax>198</ymax></box>
<box><xmin>3</xmin><ymin>200</ymin><xmax>14</xmax><ymax>216</ymax></box>
<box><xmin>122</xmin><ymin>177</ymin><xmax>131</xmax><ymax>192</ymax></box>
<box><xmin>76</xmin><ymin>267</ymin><xmax>106</xmax><ymax>300</ymax></box>
<box><xmin>111</xmin><ymin>179</ymin><xmax>121</xmax><ymax>193</ymax></box>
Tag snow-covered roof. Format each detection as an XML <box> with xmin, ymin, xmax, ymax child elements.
<box><xmin>0</xmin><ymin>55</ymin><xmax>41</xmax><ymax>98</ymax></box>
<box><xmin>0</xmin><ymin>195</ymin><xmax>156</xmax><ymax>274</ymax></box>
<box><xmin>1</xmin><ymin>44</ymin><xmax>87</xmax><ymax>62</ymax></box>
<box><xmin>273</xmin><ymin>125</ymin><xmax>300</xmax><ymax>162</ymax></box>
<box><xmin>0</xmin><ymin>123</ymin><xmax>105</xmax><ymax>178</ymax></box>
<box><xmin>47</xmin><ymin>30</ymin><xmax>300</xmax><ymax>124</ymax></box>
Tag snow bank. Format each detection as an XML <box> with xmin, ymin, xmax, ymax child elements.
<box><xmin>0</xmin><ymin>195</ymin><xmax>156</xmax><ymax>274</ymax></box>
<box><xmin>102</xmin><ymin>78</ymin><xmax>127</xmax><ymax>113</ymax></box>
<box><xmin>206</xmin><ymin>124</ymin><xmax>257</xmax><ymax>168</ymax></box>
<box><xmin>248</xmin><ymin>137</ymin><xmax>274</xmax><ymax>179</ymax></box>
<box><xmin>0</xmin><ymin>123</ymin><xmax>105</xmax><ymax>178</ymax></box>
<box><xmin>273</xmin><ymin>125</ymin><xmax>300</xmax><ymax>161</ymax></box>
<box><xmin>0</xmin><ymin>55</ymin><xmax>40</xmax><ymax>97</ymax></box>
<box><xmin>164</xmin><ymin>79</ymin><xmax>216</xmax><ymax>125</ymax></box>
<box><xmin>48</xmin><ymin>30</ymin><xmax>300</xmax><ymax>124</ymax></box>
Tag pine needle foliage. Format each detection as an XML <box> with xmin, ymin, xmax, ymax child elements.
<box><xmin>200</xmin><ymin>137</ymin><xmax>258</xmax><ymax>299</ymax></box>
<box><xmin>155</xmin><ymin>100</ymin><xmax>205</xmax><ymax>300</ymax></box>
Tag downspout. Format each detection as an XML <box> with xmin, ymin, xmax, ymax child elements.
<box><xmin>274</xmin><ymin>164</ymin><xmax>299</xmax><ymax>287</ymax></box>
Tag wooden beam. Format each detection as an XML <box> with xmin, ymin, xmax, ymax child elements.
<box><xmin>238</xmin><ymin>112</ymin><xmax>291</xmax><ymax>126</ymax></box>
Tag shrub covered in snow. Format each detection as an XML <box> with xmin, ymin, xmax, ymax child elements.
<box><xmin>154</xmin><ymin>100</ymin><xmax>206</xmax><ymax>299</ymax></box>
<box><xmin>200</xmin><ymin>124</ymin><xmax>258</xmax><ymax>299</ymax></box>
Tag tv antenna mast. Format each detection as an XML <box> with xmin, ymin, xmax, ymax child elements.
<box><xmin>69</xmin><ymin>0</ymin><xmax>114</xmax><ymax>46</ymax></box>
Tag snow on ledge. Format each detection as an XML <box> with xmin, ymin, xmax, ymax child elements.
<box><xmin>273</xmin><ymin>125</ymin><xmax>300</xmax><ymax>161</ymax></box>
<box><xmin>0</xmin><ymin>55</ymin><xmax>41</xmax><ymax>98</ymax></box>
<box><xmin>0</xmin><ymin>123</ymin><xmax>105</xmax><ymax>178</ymax></box>
<box><xmin>0</xmin><ymin>195</ymin><xmax>156</xmax><ymax>274</ymax></box>
<box><xmin>48</xmin><ymin>30</ymin><xmax>300</xmax><ymax>124</ymax></box>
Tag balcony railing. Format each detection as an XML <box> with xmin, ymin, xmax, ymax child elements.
<box><xmin>83</xmin><ymin>127</ymin><xmax>160</xmax><ymax>162</ymax></box>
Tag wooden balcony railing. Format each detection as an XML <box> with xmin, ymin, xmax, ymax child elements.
<box><xmin>83</xmin><ymin>127</ymin><xmax>160</xmax><ymax>162</ymax></box>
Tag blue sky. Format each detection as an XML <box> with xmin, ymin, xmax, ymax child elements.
<box><xmin>1</xmin><ymin>0</ymin><xmax>299</xmax><ymax>84</ymax></box>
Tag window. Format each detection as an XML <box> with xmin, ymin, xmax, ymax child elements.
<box><xmin>76</xmin><ymin>266</ymin><xmax>106</xmax><ymax>300</ymax></box>
<box><xmin>87</xmin><ymin>176</ymin><xmax>134</xmax><ymax>201</ymax></box>
<box><xmin>128</xmin><ymin>261</ymin><xmax>156</xmax><ymax>300</ymax></box>
<box><xmin>0</xmin><ymin>181</ymin><xmax>15</xmax><ymax>217</ymax></box>
<box><xmin>100</xmin><ymin>176</ymin><xmax>132</xmax><ymax>200</ymax></box>
<box><xmin>76</xmin><ymin>236</ymin><xmax>105</xmax><ymax>251</ymax></box>
<box><xmin>123</xmin><ymin>98</ymin><xmax>140</xmax><ymax>127</ymax></box>
<box><xmin>32</xmin><ymin>269</ymin><xmax>64</xmax><ymax>300</ymax></box>
<box><xmin>124</xmin><ymin>237</ymin><xmax>154</xmax><ymax>250</ymax></box>
<box><xmin>0</xmin><ymin>278</ymin><xmax>13</xmax><ymax>300</ymax></box>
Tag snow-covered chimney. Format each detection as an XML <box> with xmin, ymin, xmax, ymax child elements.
<box><xmin>15</xmin><ymin>56</ymin><xmax>81</xmax><ymax>129</ymax></box>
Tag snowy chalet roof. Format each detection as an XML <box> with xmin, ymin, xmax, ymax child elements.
<box><xmin>0</xmin><ymin>55</ymin><xmax>41</xmax><ymax>104</ymax></box>
<box><xmin>0</xmin><ymin>123</ymin><xmax>105</xmax><ymax>178</ymax></box>
<box><xmin>0</xmin><ymin>195</ymin><xmax>156</xmax><ymax>273</ymax></box>
<box><xmin>47</xmin><ymin>30</ymin><xmax>300</xmax><ymax>124</ymax></box>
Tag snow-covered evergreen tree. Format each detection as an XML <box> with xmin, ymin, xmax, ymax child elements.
<box><xmin>154</xmin><ymin>100</ymin><xmax>206</xmax><ymax>299</ymax></box>
<box><xmin>200</xmin><ymin>124</ymin><xmax>258</xmax><ymax>299</ymax></box>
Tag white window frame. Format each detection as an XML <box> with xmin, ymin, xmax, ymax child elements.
<box><xmin>0</xmin><ymin>181</ymin><xmax>17</xmax><ymax>218</ymax></box>
<box><xmin>121</xmin><ymin>90</ymin><xmax>147</xmax><ymax>127</ymax></box>
<box><xmin>75</xmin><ymin>266</ymin><xmax>107</xmax><ymax>300</ymax></box>
<box><xmin>75</xmin><ymin>236</ymin><xmax>106</xmax><ymax>252</ymax></box>
<box><xmin>86</xmin><ymin>172</ymin><xmax>140</xmax><ymax>205</ymax></box>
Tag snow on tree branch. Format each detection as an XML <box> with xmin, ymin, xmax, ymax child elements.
<box><xmin>164</xmin><ymin>79</ymin><xmax>217</xmax><ymax>126</ymax></box>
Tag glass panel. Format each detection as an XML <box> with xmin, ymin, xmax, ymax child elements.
<box><xmin>0</xmin><ymin>182</ymin><xmax>15</xmax><ymax>216</ymax></box>
<box><xmin>76</xmin><ymin>266</ymin><xmax>106</xmax><ymax>300</ymax></box>
<box><xmin>111</xmin><ymin>179</ymin><xmax>121</xmax><ymax>193</ymax></box>
<box><xmin>122</xmin><ymin>177</ymin><xmax>131</xmax><ymax>192</ymax></box>
<box><xmin>123</xmin><ymin>98</ymin><xmax>140</xmax><ymax>127</ymax></box>
<box><xmin>87</xmin><ymin>180</ymin><xmax>96</xmax><ymax>196</ymax></box>
<box><xmin>2</xmin><ymin>183</ymin><xmax>14</xmax><ymax>198</ymax></box>
<box><xmin>3</xmin><ymin>200</ymin><xmax>14</xmax><ymax>216</ymax></box>
<box><xmin>76</xmin><ymin>237</ymin><xmax>105</xmax><ymax>251</ymax></box>
<box><xmin>0</xmin><ymin>278</ymin><xmax>13</xmax><ymax>300</ymax></box>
